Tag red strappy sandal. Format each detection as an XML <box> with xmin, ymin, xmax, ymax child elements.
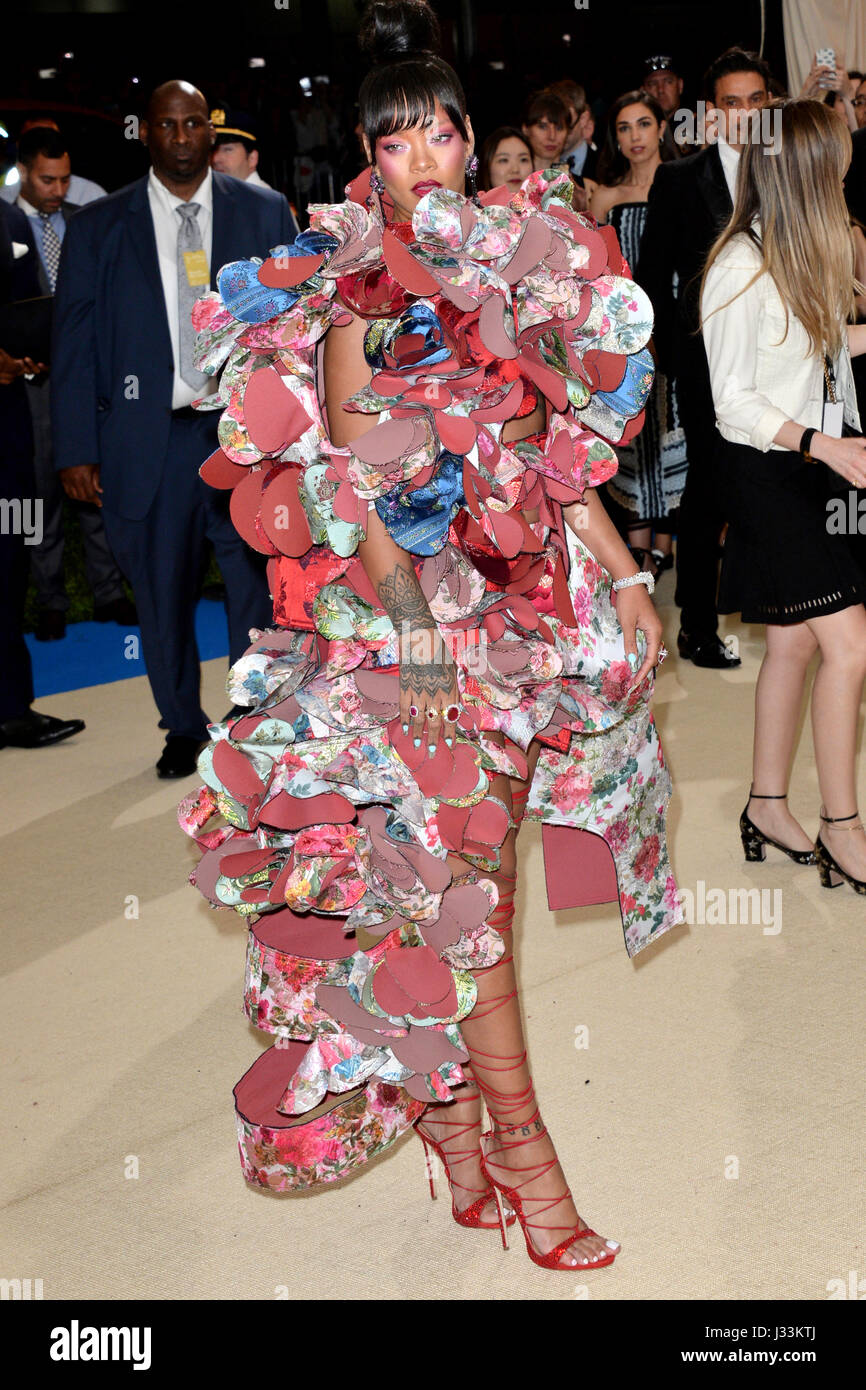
<box><xmin>468</xmin><ymin>868</ymin><xmax>621</xmax><ymax>1270</ymax></box>
<box><xmin>479</xmin><ymin>1109</ymin><xmax>621</xmax><ymax>1270</ymax></box>
<box><xmin>414</xmin><ymin>869</ymin><xmax>521</xmax><ymax>1232</ymax></box>
<box><xmin>415</xmin><ymin>1107</ymin><xmax>517</xmax><ymax>1230</ymax></box>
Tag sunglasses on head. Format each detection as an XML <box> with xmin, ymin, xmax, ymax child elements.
<box><xmin>644</xmin><ymin>56</ymin><xmax>674</xmax><ymax>73</ymax></box>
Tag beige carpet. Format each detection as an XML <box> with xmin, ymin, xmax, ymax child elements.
<box><xmin>2</xmin><ymin>576</ymin><xmax>865</xmax><ymax>1301</ymax></box>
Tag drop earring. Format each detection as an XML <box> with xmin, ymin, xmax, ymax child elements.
<box><xmin>465</xmin><ymin>153</ymin><xmax>480</xmax><ymax>206</ymax></box>
<box><xmin>367</xmin><ymin>165</ymin><xmax>387</xmax><ymax>218</ymax></box>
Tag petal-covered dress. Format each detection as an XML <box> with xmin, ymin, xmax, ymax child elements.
<box><xmin>178</xmin><ymin>171</ymin><xmax>682</xmax><ymax>1193</ymax></box>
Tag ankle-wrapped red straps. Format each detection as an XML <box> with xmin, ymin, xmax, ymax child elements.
<box><xmin>487</xmin><ymin>873</ymin><xmax>516</xmax><ymax>931</ymax></box>
<box><xmin>510</xmin><ymin>782</ymin><xmax>530</xmax><ymax>826</ymax></box>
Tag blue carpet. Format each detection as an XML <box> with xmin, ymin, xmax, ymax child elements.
<box><xmin>26</xmin><ymin>599</ymin><xmax>229</xmax><ymax>697</ymax></box>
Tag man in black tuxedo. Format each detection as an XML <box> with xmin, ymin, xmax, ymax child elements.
<box><xmin>52</xmin><ymin>81</ymin><xmax>298</xmax><ymax>777</ymax></box>
<box><xmin>0</xmin><ymin>200</ymin><xmax>84</xmax><ymax>750</ymax></box>
<box><xmin>846</xmin><ymin>125</ymin><xmax>866</xmax><ymax>227</ymax></box>
<box><xmin>637</xmin><ymin>48</ymin><xmax>772</xmax><ymax>668</ymax></box>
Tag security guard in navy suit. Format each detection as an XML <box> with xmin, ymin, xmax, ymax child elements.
<box><xmin>0</xmin><ymin>200</ymin><xmax>85</xmax><ymax>749</ymax></box>
<box><xmin>15</xmin><ymin>124</ymin><xmax>133</xmax><ymax>642</ymax></box>
<box><xmin>52</xmin><ymin>81</ymin><xmax>298</xmax><ymax>776</ymax></box>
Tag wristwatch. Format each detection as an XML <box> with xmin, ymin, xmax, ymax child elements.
<box><xmin>612</xmin><ymin>570</ymin><xmax>655</xmax><ymax>596</ymax></box>
<box><xmin>800</xmin><ymin>427</ymin><xmax>818</xmax><ymax>462</ymax></box>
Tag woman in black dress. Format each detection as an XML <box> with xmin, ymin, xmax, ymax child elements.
<box><xmin>701</xmin><ymin>99</ymin><xmax>866</xmax><ymax>891</ymax></box>
<box><xmin>590</xmin><ymin>91</ymin><xmax>685</xmax><ymax>576</ymax></box>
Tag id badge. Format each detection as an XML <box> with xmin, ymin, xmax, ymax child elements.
<box><xmin>822</xmin><ymin>400</ymin><xmax>844</xmax><ymax>438</ymax></box>
<box><xmin>183</xmin><ymin>249</ymin><xmax>210</xmax><ymax>287</ymax></box>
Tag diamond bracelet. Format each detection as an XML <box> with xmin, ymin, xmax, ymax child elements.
<box><xmin>611</xmin><ymin>570</ymin><xmax>655</xmax><ymax>596</ymax></box>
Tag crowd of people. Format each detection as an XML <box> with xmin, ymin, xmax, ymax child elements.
<box><xmin>3</xmin><ymin>36</ymin><xmax>865</xmax><ymax>761</ymax></box>
<box><xmin>2</xmin><ymin>0</ymin><xmax>866</xmax><ymax>1278</ymax></box>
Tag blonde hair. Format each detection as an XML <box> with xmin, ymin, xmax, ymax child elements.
<box><xmin>701</xmin><ymin>99</ymin><xmax>862</xmax><ymax>358</ymax></box>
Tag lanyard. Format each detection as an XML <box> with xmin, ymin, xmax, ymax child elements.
<box><xmin>823</xmin><ymin>353</ymin><xmax>837</xmax><ymax>405</ymax></box>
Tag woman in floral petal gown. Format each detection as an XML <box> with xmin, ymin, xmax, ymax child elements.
<box><xmin>180</xmin><ymin>0</ymin><xmax>680</xmax><ymax>1272</ymax></box>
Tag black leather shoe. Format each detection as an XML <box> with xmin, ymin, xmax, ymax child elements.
<box><xmin>677</xmin><ymin>629</ymin><xmax>741</xmax><ymax>668</ymax></box>
<box><xmin>155</xmin><ymin>735</ymin><xmax>204</xmax><ymax>779</ymax></box>
<box><xmin>0</xmin><ymin>710</ymin><xmax>85</xmax><ymax>748</ymax></box>
<box><xmin>34</xmin><ymin>609</ymin><xmax>66</xmax><ymax>642</ymax></box>
<box><xmin>94</xmin><ymin>596</ymin><xmax>139</xmax><ymax>625</ymax></box>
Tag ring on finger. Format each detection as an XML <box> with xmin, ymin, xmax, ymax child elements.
<box><xmin>408</xmin><ymin>704</ymin><xmax>419</xmax><ymax>719</ymax></box>
<box><xmin>445</xmin><ymin>703</ymin><xmax>462</xmax><ymax>722</ymax></box>
<box><xmin>426</xmin><ymin>707</ymin><xmax>440</xmax><ymax>719</ymax></box>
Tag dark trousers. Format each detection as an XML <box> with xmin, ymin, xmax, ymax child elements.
<box><xmin>673</xmin><ymin>374</ymin><xmax>728</xmax><ymax>638</ymax></box>
<box><xmin>25</xmin><ymin>379</ymin><xmax>125</xmax><ymax>613</ymax></box>
<box><xmin>0</xmin><ymin>451</ymin><xmax>36</xmax><ymax>721</ymax></box>
<box><xmin>101</xmin><ymin>415</ymin><xmax>272</xmax><ymax>742</ymax></box>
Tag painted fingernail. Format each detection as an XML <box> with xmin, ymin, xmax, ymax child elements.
<box><xmin>428</xmin><ymin>743</ymin><xmax>437</xmax><ymax>755</ymax></box>
<box><xmin>402</xmin><ymin>723</ymin><xmax>409</xmax><ymax>735</ymax></box>
<box><xmin>413</xmin><ymin>737</ymin><xmax>421</xmax><ymax>748</ymax></box>
<box><xmin>627</xmin><ymin>652</ymin><xmax>638</xmax><ymax>671</ymax></box>
<box><xmin>445</xmin><ymin>736</ymin><xmax>453</xmax><ymax>747</ymax></box>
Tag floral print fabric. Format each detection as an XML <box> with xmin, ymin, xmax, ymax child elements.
<box><xmin>180</xmin><ymin>170</ymin><xmax>681</xmax><ymax>1192</ymax></box>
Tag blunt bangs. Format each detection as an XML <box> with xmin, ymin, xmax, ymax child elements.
<box><xmin>360</xmin><ymin>55</ymin><xmax>468</xmax><ymax>148</ymax></box>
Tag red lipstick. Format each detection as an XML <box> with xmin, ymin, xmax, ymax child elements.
<box><xmin>412</xmin><ymin>180</ymin><xmax>441</xmax><ymax>195</ymax></box>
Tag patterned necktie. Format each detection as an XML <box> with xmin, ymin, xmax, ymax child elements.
<box><xmin>175</xmin><ymin>201</ymin><xmax>208</xmax><ymax>389</ymax></box>
<box><xmin>38</xmin><ymin>211</ymin><xmax>62</xmax><ymax>291</ymax></box>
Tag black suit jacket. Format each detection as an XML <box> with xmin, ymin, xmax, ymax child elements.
<box><xmin>636</xmin><ymin>143</ymin><xmax>732</xmax><ymax>403</ymax></box>
<box><xmin>50</xmin><ymin>171</ymin><xmax>297</xmax><ymax>520</ymax></box>
<box><xmin>846</xmin><ymin>126</ymin><xmax>866</xmax><ymax>228</ymax></box>
<box><xmin>0</xmin><ymin>201</ymin><xmax>41</xmax><ymax>460</ymax></box>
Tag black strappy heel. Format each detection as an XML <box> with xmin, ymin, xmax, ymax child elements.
<box><xmin>814</xmin><ymin>810</ymin><xmax>866</xmax><ymax>893</ymax></box>
<box><xmin>739</xmin><ymin>791</ymin><xmax>816</xmax><ymax>866</ymax></box>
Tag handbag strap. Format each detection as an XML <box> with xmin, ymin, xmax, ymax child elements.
<box><xmin>823</xmin><ymin>352</ymin><xmax>837</xmax><ymax>405</ymax></box>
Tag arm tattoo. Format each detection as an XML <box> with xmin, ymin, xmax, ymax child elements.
<box><xmin>376</xmin><ymin>563</ymin><xmax>452</xmax><ymax>694</ymax></box>
<box><xmin>376</xmin><ymin>563</ymin><xmax>435</xmax><ymax>629</ymax></box>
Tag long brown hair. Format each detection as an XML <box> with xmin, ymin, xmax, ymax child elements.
<box><xmin>595</xmin><ymin>89</ymin><xmax>669</xmax><ymax>187</ymax></box>
<box><xmin>701</xmin><ymin>99</ymin><xmax>861</xmax><ymax>358</ymax></box>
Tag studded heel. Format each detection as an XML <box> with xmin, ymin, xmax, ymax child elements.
<box><xmin>739</xmin><ymin>791</ymin><xmax>815</xmax><ymax>865</ymax></box>
<box><xmin>815</xmin><ymin>809</ymin><xmax>866</xmax><ymax>893</ymax></box>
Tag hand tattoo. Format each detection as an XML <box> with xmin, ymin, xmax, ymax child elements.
<box><xmin>399</xmin><ymin>657</ymin><xmax>453</xmax><ymax>696</ymax></box>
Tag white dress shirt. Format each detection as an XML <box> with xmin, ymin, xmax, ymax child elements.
<box><xmin>146</xmin><ymin>166</ymin><xmax>217</xmax><ymax>409</ymax></box>
<box><xmin>701</xmin><ymin>229</ymin><xmax>859</xmax><ymax>452</ymax></box>
<box><xmin>716</xmin><ymin>133</ymin><xmax>740</xmax><ymax>203</ymax></box>
<box><xmin>245</xmin><ymin>168</ymin><xmax>271</xmax><ymax>189</ymax></box>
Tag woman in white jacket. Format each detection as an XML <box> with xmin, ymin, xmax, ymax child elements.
<box><xmin>701</xmin><ymin>98</ymin><xmax>866</xmax><ymax>892</ymax></box>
